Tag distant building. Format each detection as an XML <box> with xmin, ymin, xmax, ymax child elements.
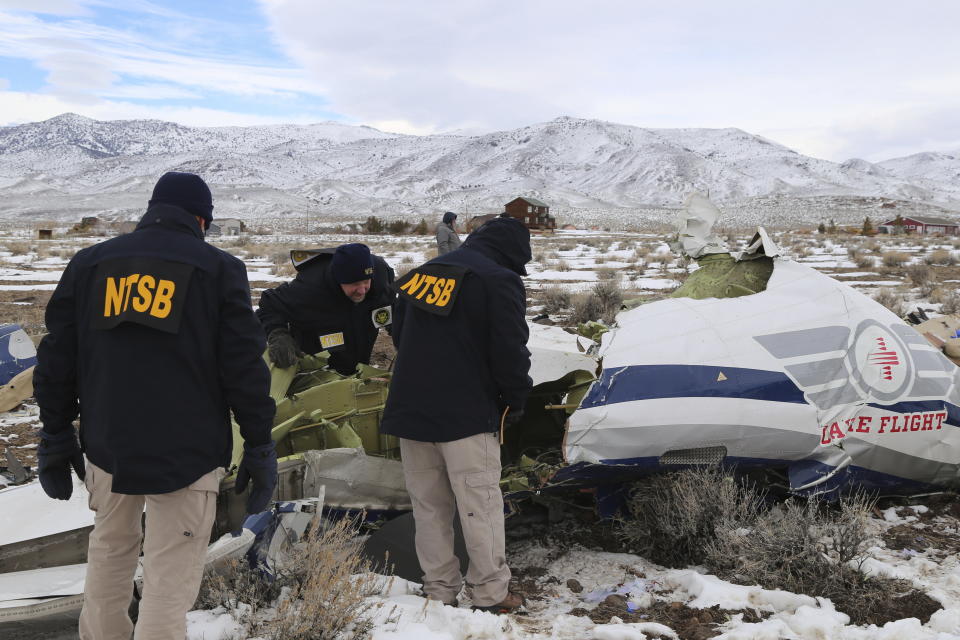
<box><xmin>503</xmin><ymin>197</ymin><xmax>556</xmax><ymax>230</ymax></box>
<box><xmin>37</xmin><ymin>229</ymin><xmax>53</xmax><ymax>240</ymax></box>
<box><xmin>881</xmin><ymin>215</ymin><xmax>960</xmax><ymax>235</ymax></box>
<box><xmin>208</xmin><ymin>218</ymin><xmax>243</xmax><ymax>236</ymax></box>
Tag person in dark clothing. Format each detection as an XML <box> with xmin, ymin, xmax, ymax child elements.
<box><xmin>34</xmin><ymin>172</ymin><xmax>277</xmax><ymax>640</ymax></box>
<box><xmin>257</xmin><ymin>243</ymin><xmax>396</xmax><ymax>375</ymax></box>
<box><xmin>380</xmin><ymin>216</ymin><xmax>532</xmax><ymax>613</ymax></box>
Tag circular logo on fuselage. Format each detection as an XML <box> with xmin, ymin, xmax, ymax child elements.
<box><xmin>846</xmin><ymin>319</ymin><xmax>912</xmax><ymax>402</ymax></box>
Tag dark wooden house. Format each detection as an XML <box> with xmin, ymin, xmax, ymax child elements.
<box><xmin>504</xmin><ymin>197</ymin><xmax>556</xmax><ymax>230</ymax></box>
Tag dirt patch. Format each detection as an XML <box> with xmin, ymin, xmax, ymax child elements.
<box><xmin>369</xmin><ymin>330</ymin><xmax>396</xmax><ymax>370</ymax></box>
<box><xmin>884</xmin><ymin>522</ymin><xmax>960</xmax><ymax>559</ymax></box>
<box><xmin>567</xmin><ymin>600</ymin><xmax>767</xmax><ymax>640</ymax></box>
<box><xmin>0</xmin><ymin>418</ymin><xmax>41</xmax><ymax>469</ymax></box>
<box><xmin>857</xmin><ymin>589</ymin><xmax>943</xmax><ymax>626</ymax></box>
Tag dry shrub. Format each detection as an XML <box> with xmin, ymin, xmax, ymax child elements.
<box><xmin>265</xmin><ymin>516</ymin><xmax>382</xmax><ymax>640</ymax></box>
<box><xmin>618</xmin><ymin>469</ymin><xmax>904</xmax><ymax>626</ymax></box>
<box><xmin>881</xmin><ymin>251</ymin><xmax>909</xmax><ymax>268</ymax></box>
<box><xmin>873</xmin><ymin>288</ymin><xmax>906</xmax><ymax>316</ymax></box>
<box><xmin>195</xmin><ymin>515</ymin><xmax>381</xmax><ymax>639</ymax></box>
<box><xmin>939</xmin><ymin>290</ymin><xmax>960</xmax><ymax>315</ymax></box>
<box><xmin>905</xmin><ymin>264</ymin><xmax>934</xmax><ymax>295</ymax></box>
<box><xmin>705</xmin><ymin>492</ymin><xmax>900</xmax><ymax>625</ymax></box>
<box><xmin>617</xmin><ymin>468</ymin><xmax>762</xmax><ymax>567</ymax></box>
<box><xmin>570</xmin><ymin>280</ymin><xmax>623</xmax><ymax>325</ymax></box>
<box><xmin>540</xmin><ymin>285</ymin><xmax>571</xmax><ymax>315</ymax></box>
<box><xmin>596</xmin><ymin>267</ymin><xmax>617</xmax><ymax>281</ymax></box>
<box><xmin>925</xmin><ymin>248</ymin><xmax>958</xmax><ymax>266</ymax></box>
<box><xmin>554</xmin><ymin>259</ymin><xmax>571</xmax><ymax>272</ymax></box>
<box><xmin>853</xmin><ymin>254</ymin><xmax>875</xmax><ymax>269</ymax></box>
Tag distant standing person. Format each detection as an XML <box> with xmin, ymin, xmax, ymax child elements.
<box><xmin>34</xmin><ymin>172</ymin><xmax>277</xmax><ymax>640</ymax></box>
<box><xmin>436</xmin><ymin>211</ymin><xmax>461</xmax><ymax>255</ymax></box>
<box><xmin>381</xmin><ymin>216</ymin><xmax>532</xmax><ymax>613</ymax></box>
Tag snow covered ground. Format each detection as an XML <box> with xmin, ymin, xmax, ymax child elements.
<box><xmin>2</xmin><ymin>223</ymin><xmax>960</xmax><ymax>639</ymax></box>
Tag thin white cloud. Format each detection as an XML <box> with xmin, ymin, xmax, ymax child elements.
<box><xmin>259</xmin><ymin>0</ymin><xmax>960</xmax><ymax>161</ymax></box>
<box><xmin>0</xmin><ymin>90</ymin><xmax>325</xmax><ymax>127</ymax></box>
<box><xmin>0</xmin><ymin>9</ymin><xmax>326</xmax><ymax>102</ymax></box>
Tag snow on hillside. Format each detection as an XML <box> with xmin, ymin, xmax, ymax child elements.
<box><xmin>0</xmin><ymin>114</ymin><xmax>958</xmax><ymax>225</ymax></box>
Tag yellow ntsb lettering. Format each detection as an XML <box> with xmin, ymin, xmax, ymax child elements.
<box><xmin>425</xmin><ymin>277</ymin><xmax>446</xmax><ymax>304</ymax></box>
<box><xmin>435</xmin><ymin>278</ymin><xmax>456</xmax><ymax>307</ymax></box>
<box><xmin>151</xmin><ymin>280</ymin><xmax>176</xmax><ymax>318</ymax></box>
<box><xmin>399</xmin><ymin>272</ymin><xmax>424</xmax><ymax>294</ymax></box>
<box><xmin>415</xmin><ymin>275</ymin><xmax>438</xmax><ymax>300</ymax></box>
<box><xmin>102</xmin><ymin>275</ymin><xmax>176</xmax><ymax>319</ymax></box>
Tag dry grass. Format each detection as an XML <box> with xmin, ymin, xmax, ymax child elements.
<box><xmin>570</xmin><ymin>280</ymin><xmax>623</xmax><ymax>325</ymax></box>
<box><xmin>196</xmin><ymin>515</ymin><xmax>382</xmax><ymax>640</ymax></box>
<box><xmin>873</xmin><ymin>287</ymin><xmax>907</xmax><ymax>317</ymax></box>
<box><xmin>539</xmin><ymin>285</ymin><xmax>571</xmax><ymax>315</ymax></box>
<box><xmin>881</xmin><ymin>251</ymin><xmax>910</xmax><ymax>268</ymax></box>
<box><xmin>618</xmin><ymin>468</ymin><xmax>906</xmax><ymax>626</ymax></box>
<box><xmin>264</xmin><ymin>516</ymin><xmax>383</xmax><ymax>640</ymax></box>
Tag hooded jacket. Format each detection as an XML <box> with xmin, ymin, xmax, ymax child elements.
<box><xmin>436</xmin><ymin>214</ymin><xmax>461</xmax><ymax>256</ymax></box>
<box><xmin>381</xmin><ymin>216</ymin><xmax>533</xmax><ymax>442</ymax></box>
<box><xmin>34</xmin><ymin>204</ymin><xmax>274</xmax><ymax>494</ymax></box>
<box><xmin>256</xmin><ymin>250</ymin><xmax>395</xmax><ymax>375</ymax></box>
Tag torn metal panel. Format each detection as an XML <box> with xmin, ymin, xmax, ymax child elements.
<box><xmin>670</xmin><ymin>192</ymin><xmax>729</xmax><ymax>259</ymax></box>
<box><xmin>566</xmin><ymin>257</ymin><xmax>960</xmax><ymax>496</ymax></box>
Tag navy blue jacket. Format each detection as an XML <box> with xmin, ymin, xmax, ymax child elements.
<box><xmin>34</xmin><ymin>204</ymin><xmax>274</xmax><ymax>494</ymax></box>
<box><xmin>256</xmin><ymin>251</ymin><xmax>395</xmax><ymax>375</ymax></box>
<box><xmin>380</xmin><ymin>217</ymin><xmax>532</xmax><ymax>442</ymax></box>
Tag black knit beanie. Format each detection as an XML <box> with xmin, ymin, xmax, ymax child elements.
<box><xmin>331</xmin><ymin>243</ymin><xmax>375</xmax><ymax>283</ymax></box>
<box><xmin>148</xmin><ymin>172</ymin><xmax>214</xmax><ymax>225</ymax></box>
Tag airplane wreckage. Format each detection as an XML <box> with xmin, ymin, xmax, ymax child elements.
<box><xmin>2</xmin><ymin>193</ymin><xmax>960</xmax><ymax>621</ymax></box>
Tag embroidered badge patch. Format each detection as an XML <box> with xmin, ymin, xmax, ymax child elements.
<box><xmin>372</xmin><ymin>306</ymin><xmax>392</xmax><ymax>328</ymax></box>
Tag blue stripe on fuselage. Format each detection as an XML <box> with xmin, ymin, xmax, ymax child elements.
<box><xmin>579</xmin><ymin>364</ymin><xmax>807</xmax><ymax>409</ymax></box>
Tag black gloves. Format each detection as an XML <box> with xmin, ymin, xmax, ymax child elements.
<box><xmin>267</xmin><ymin>328</ymin><xmax>301</xmax><ymax>369</ymax></box>
<box><xmin>235</xmin><ymin>441</ymin><xmax>278</xmax><ymax>514</ymax></box>
<box><xmin>38</xmin><ymin>427</ymin><xmax>86</xmax><ymax>500</ymax></box>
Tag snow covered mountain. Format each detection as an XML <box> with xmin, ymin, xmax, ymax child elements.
<box><xmin>0</xmin><ymin>113</ymin><xmax>957</xmax><ymax>224</ymax></box>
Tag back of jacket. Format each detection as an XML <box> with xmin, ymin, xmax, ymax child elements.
<box><xmin>34</xmin><ymin>205</ymin><xmax>274</xmax><ymax>494</ymax></box>
<box><xmin>256</xmin><ymin>252</ymin><xmax>395</xmax><ymax>375</ymax></box>
<box><xmin>381</xmin><ymin>218</ymin><xmax>532</xmax><ymax>442</ymax></box>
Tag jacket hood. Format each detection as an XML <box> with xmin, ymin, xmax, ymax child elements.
<box><xmin>442</xmin><ymin>211</ymin><xmax>457</xmax><ymax>225</ymax></box>
<box><xmin>136</xmin><ymin>203</ymin><xmax>205</xmax><ymax>240</ymax></box>
<box><xmin>461</xmin><ymin>216</ymin><xmax>531</xmax><ymax>276</ymax></box>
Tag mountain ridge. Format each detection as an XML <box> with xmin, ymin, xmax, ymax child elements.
<box><xmin>0</xmin><ymin>113</ymin><xmax>957</xmax><ymax>224</ymax></box>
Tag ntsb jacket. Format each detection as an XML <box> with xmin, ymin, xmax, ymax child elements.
<box><xmin>256</xmin><ymin>250</ymin><xmax>396</xmax><ymax>375</ymax></box>
<box><xmin>34</xmin><ymin>204</ymin><xmax>275</xmax><ymax>495</ymax></box>
<box><xmin>380</xmin><ymin>217</ymin><xmax>533</xmax><ymax>443</ymax></box>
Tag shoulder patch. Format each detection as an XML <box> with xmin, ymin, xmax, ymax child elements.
<box><xmin>394</xmin><ymin>263</ymin><xmax>467</xmax><ymax>316</ymax></box>
<box><xmin>371</xmin><ymin>305</ymin><xmax>392</xmax><ymax>328</ymax></box>
<box><xmin>290</xmin><ymin>248</ymin><xmax>336</xmax><ymax>271</ymax></box>
<box><xmin>91</xmin><ymin>257</ymin><xmax>194</xmax><ymax>334</ymax></box>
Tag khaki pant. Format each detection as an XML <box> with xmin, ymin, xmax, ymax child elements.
<box><xmin>79</xmin><ymin>462</ymin><xmax>219</xmax><ymax>640</ymax></box>
<box><xmin>400</xmin><ymin>432</ymin><xmax>510</xmax><ymax>606</ymax></box>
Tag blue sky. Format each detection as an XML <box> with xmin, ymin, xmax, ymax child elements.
<box><xmin>1</xmin><ymin>0</ymin><xmax>959</xmax><ymax>162</ymax></box>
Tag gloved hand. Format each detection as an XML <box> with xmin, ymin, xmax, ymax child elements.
<box><xmin>37</xmin><ymin>427</ymin><xmax>86</xmax><ymax>500</ymax></box>
<box><xmin>235</xmin><ymin>442</ymin><xmax>278</xmax><ymax>514</ymax></box>
<box><xmin>267</xmin><ymin>328</ymin><xmax>302</xmax><ymax>369</ymax></box>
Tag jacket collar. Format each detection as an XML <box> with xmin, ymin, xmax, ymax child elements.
<box><xmin>135</xmin><ymin>204</ymin><xmax>205</xmax><ymax>240</ymax></box>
